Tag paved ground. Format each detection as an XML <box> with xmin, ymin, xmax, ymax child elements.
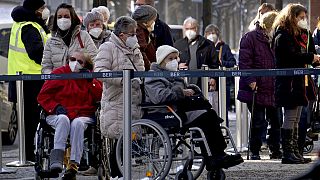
<box><xmin>1</xmin><ymin>111</ymin><xmax>319</xmax><ymax>179</ymax></box>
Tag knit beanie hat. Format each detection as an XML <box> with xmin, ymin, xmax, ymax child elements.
<box><xmin>23</xmin><ymin>0</ymin><xmax>45</xmax><ymax>11</ymax></box>
<box><xmin>83</xmin><ymin>11</ymin><xmax>104</xmax><ymax>28</ymax></box>
<box><xmin>132</xmin><ymin>5</ymin><xmax>157</xmax><ymax>23</ymax></box>
<box><xmin>156</xmin><ymin>45</ymin><xmax>179</xmax><ymax>64</ymax></box>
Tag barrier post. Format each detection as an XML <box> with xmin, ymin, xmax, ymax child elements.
<box><xmin>123</xmin><ymin>69</ymin><xmax>133</xmax><ymax>179</ymax></box>
<box><xmin>201</xmin><ymin>65</ymin><xmax>209</xmax><ymax>99</ymax></box>
<box><xmin>0</xmin><ymin>96</ymin><xmax>16</xmax><ymax>173</ymax></box>
<box><xmin>6</xmin><ymin>72</ymin><xmax>34</xmax><ymax>167</ymax></box>
<box><xmin>219</xmin><ymin>67</ymin><xmax>227</xmax><ymax>127</ymax></box>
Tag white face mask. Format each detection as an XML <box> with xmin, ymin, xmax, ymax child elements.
<box><xmin>207</xmin><ymin>34</ymin><xmax>218</xmax><ymax>43</ymax></box>
<box><xmin>126</xmin><ymin>35</ymin><xmax>138</xmax><ymax>49</ymax></box>
<box><xmin>41</xmin><ymin>8</ymin><xmax>50</xmax><ymax>20</ymax></box>
<box><xmin>165</xmin><ymin>59</ymin><xmax>178</xmax><ymax>71</ymax></box>
<box><xmin>69</xmin><ymin>61</ymin><xmax>82</xmax><ymax>72</ymax></box>
<box><xmin>297</xmin><ymin>19</ymin><xmax>309</xmax><ymax>30</ymax></box>
<box><xmin>185</xmin><ymin>30</ymin><xmax>197</xmax><ymax>40</ymax></box>
<box><xmin>89</xmin><ymin>27</ymin><xmax>103</xmax><ymax>39</ymax></box>
<box><xmin>57</xmin><ymin>18</ymin><xmax>72</xmax><ymax>31</ymax></box>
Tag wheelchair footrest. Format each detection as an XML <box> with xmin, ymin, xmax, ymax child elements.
<box><xmin>37</xmin><ymin>170</ymin><xmax>60</xmax><ymax>178</ymax></box>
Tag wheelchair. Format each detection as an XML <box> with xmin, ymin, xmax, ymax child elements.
<box><xmin>109</xmin><ymin>103</ymin><xmax>238</xmax><ymax>180</ymax></box>
<box><xmin>34</xmin><ymin>107</ymin><xmax>105</xmax><ymax>180</ymax></box>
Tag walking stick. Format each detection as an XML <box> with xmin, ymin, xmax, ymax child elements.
<box><xmin>247</xmin><ymin>87</ymin><xmax>257</xmax><ymax>160</ymax></box>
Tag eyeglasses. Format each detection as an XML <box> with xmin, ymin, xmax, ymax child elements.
<box><xmin>69</xmin><ymin>57</ymin><xmax>84</xmax><ymax>65</ymax></box>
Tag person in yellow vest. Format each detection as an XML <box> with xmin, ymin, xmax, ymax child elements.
<box><xmin>7</xmin><ymin>0</ymin><xmax>50</xmax><ymax>162</ymax></box>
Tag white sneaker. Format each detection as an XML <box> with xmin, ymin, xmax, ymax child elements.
<box><xmin>78</xmin><ymin>166</ymin><xmax>97</xmax><ymax>176</ymax></box>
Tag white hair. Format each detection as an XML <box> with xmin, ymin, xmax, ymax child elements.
<box><xmin>92</xmin><ymin>6</ymin><xmax>110</xmax><ymax>22</ymax></box>
<box><xmin>183</xmin><ymin>17</ymin><xmax>199</xmax><ymax>28</ymax></box>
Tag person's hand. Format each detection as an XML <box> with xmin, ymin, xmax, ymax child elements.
<box><xmin>249</xmin><ymin>82</ymin><xmax>257</xmax><ymax>91</ymax></box>
<box><xmin>179</xmin><ymin>63</ymin><xmax>188</xmax><ymax>70</ymax></box>
<box><xmin>209</xmin><ymin>78</ymin><xmax>216</xmax><ymax>91</ymax></box>
<box><xmin>55</xmin><ymin>105</ymin><xmax>67</xmax><ymax>115</ymax></box>
<box><xmin>313</xmin><ymin>54</ymin><xmax>320</xmax><ymax>64</ymax></box>
<box><xmin>183</xmin><ymin>89</ymin><xmax>195</xmax><ymax>96</ymax></box>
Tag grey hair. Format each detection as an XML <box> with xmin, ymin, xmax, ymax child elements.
<box><xmin>204</xmin><ymin>24</ymin><xmax>220</xmax><ymax>37</ymax></box>
<box><xmin>183</xmin><ymin>17</ymin><xmax>199</xmax><ymax>28</ymax></box>
<box><xmin>114</xmin><ymin>16</ymin><xmax>137</xmax><ymax>36</ymax></box>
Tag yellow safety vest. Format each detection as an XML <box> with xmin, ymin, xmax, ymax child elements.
<box><xmin>8</xmin><ymin>21</ymin><xmax>48</xmax><ymax>75</ymax></box>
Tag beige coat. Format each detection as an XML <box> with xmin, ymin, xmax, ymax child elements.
<box><xmin>41</xmin><ymin>25</ymin><xmax>97</xmax><ymax>74</ymax></box>
<box><xmin>94</xmin><ymin>33</ymin><xmax>145</xmax><ymax>139</ymax></box>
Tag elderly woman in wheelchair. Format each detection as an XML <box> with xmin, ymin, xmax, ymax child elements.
<box><xmin>37</xmin><ymin>51</ymin><xmax>102</xmax><ymax>179</ymax></box>
<box><xmin>144</xmin><ymin>45</ymin><xmax>244</xmax><ymax>175</ymax></box>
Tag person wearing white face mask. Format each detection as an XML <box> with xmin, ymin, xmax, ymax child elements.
<box><xmin>94</xmin><ymin>16</ymin><xmax>144</xmax><ymax>179</ymax></box>
<box><xmin>174</xmin><ymin>17</ymin><xmax>219</xmax><ymax>90</ymax></box>
<box><xmin>41</xmin><ymin>3</ymin><xmax>97</xmax><ymax>74</ymax></box>
<box><xmin>132</xmin><ymin>5</ymin><xmax>158</xmax><ymax>71</ymax></box>
<box><xmin>83</xmin><ymin>11</ymin><xmax>111</xmax><ymax>48</ymax></box>
<box><xmin>273</xmin><ymin>3</ymin><xmax>320</xmax><ymax>164</ymax></box>
<box><xmin>38</xmin><ymin>51</ymin><xmax>102</xmax><ymax>179</ymax></box>
<box><xmin>8</xmin><ymin>0</ymin><xmax>50</xmax><ymax>162</ymax></box>
<box><xmin>144</xmin><ymin>45</ymin><xmax>244</xmax><ymax>172</ymax></box>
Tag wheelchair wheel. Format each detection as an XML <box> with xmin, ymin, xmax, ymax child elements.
<box><xmin>175</xmin><ymin>170</ymin><xmax>193</xmax><ymax>180</ymax></box>
<box><xmin>169</xmin><ymin>139</ymin><xmax>205</xmax><ymax>179</ymax></box>
<box><xmin>207</xmin><ymin>169</ymin><xmax>226</xmax><ymax>180</ymax></box>
<box><xmin>116</xmin><ymin>119</ymin><xmax>172</xmax><ymax>179</ymax></box>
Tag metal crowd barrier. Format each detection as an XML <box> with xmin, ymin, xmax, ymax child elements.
<box><xmin>0</xmin><ymin>68</ymin><xmax>319</xmax><ymax>179</ymax></box>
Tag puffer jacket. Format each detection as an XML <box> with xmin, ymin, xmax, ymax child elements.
<box><xmin>41</xmin><ymin>25</ymin><xmax>97</xmax><ymax>74</ymax></box>
<box><xmin>144</xmin><ymin>63</ymin><xmax>206</xmax><ymax>124</ymax></box>
<box><xmin>94</xmin><ymin>32</ymin><xmax>145</xmax><ymax>139</ymax></box>
<box><xmin>91</xmin><ymin>30</ymin><xmax>111</xmax><ymax>48</ymax></box>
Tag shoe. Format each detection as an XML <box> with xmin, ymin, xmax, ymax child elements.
<box><xmin>78</xmin><ymin>166</ymin><xmax>97</xmax><ymax>176</ymax></box>
<box><xmin>49</xmin><ymin>149</ymin><xmax>65</xmax><ymax>173</ymax></box>
<box><xmin>281</xmin><ymin>128</ymin><xmax>304</xmax><ymax>164</ymax></box>
<box><xmin>270</xmin><ymin>151</ymin><xmax>282</xmax><ymax>159</ymax></box>
<box><xmin>206</xmin><ymin>153</ymin><xmax>244</xmax><ymax>170</ymax></box>
<box><xmin>62</xmin><ymin>168</ymin><xmax>77</xmax><ymax>180</ymax></box>
<box><xmin>250</xmin><ymin>154</ymin><xmax>261</xmax><ymax>160</ymax></box>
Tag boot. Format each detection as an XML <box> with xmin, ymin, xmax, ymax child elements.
<box><xmin>293</xmin><ymin>128</ymin><xmax>311</xmax><ymax>163</ymax></box>
<box><xmin>206</xmin><ymin>153</ymin><xmax>244</xmax><ymax>170</ymax></box>
<box><xmin>267</xmin><ymin>129</ymin><xmax>282</xmax><ymax>159</ymax></box>
<box><xmin>50</xmin><ymin>149</ymin><xmax>65</xmax><ymax>173</ymax></box>
<box><xmin>281</xmin><ymin>128</ymin><xmax>304</xmax><ymax>164</ymax></box>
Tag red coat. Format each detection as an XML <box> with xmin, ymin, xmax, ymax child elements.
<box><xmin>37</xmin><ymin>65</ymin><xmax>102</xmax><ymax>120</ymax></box>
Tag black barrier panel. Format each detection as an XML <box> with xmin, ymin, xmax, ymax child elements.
<box><xmin>1</xmin><ymin>68</ymin><xmax>320</xmax><ymax>81</ymax></box>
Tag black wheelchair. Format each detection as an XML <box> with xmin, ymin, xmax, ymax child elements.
<box><xmin>34</xmin><ymin>107</ymin><xmax>106</xmax><ymax>180</ymax></box>
<box><xmin>100</xmin><ymin>103</ymin><xmax>239</xmax><ymax>180</ymax></box>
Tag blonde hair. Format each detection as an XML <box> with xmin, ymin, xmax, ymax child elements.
<box><xmin>272</xmin><ymin>3</ymin><xmax>307</xmax><ymax>36</ymax></box>
<box><xmin>260</xmin><ymin>11</ymin><xmax>279</xmax><ymax>31</ymax></box>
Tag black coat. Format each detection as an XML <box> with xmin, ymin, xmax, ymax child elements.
<box><xmin>274</xmin><ymin>28</ymin><xmax>317</xmax><ymax>107</ymax></box>
<box><xmin>174</xmin><ymin>35</ymin><xmax>219</xmax><ymax>69</ymax></box>
<box><xmin>153</xmin><ymin>16</ymin><xmax>173</xmax><ymax>48</ymax></box>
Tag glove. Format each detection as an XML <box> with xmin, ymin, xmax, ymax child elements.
<box><xmin>55</xmin><ymin>105</ymin><xmax>67</xmax><ymax>115</ymax></box>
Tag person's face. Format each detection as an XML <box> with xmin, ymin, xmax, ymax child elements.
<box><xmin>135</xmin><ymin>0</ymin><xmax>147</xmax><ymax>6</ymax></box>
<box><xmin>119</xmin><ymin>26</ymin><xmax>137</xmax><ymax>42</ymax></box>
<box><xmin>205</xmin><ymin>30</ymin><xmax>217</xmax><ymax>38</ymax></box>
<box><xmin>69</xmin><ymin>52</ymin><xmax>85</xmax><ymax>68</ymax></box>
<box><xmin>161</xmin><ymin>52</ymin><xmax>179</xmax><ymax>67</ymax></box>
<box><xmin>184</xmin><ymin>22</ymin><xmax>198</xmax><ymax>34</ymax></box>
<box><xmin>88</xmin><ymin>20</ymin><xmax>103</xmax><ymax>31</ymax></box>
<box><xmin>35</xmin><ymin>5</ymin><xmax>46</xmax><ymax>18</ymax></box>
<box><xmin>296</xmin><ymin>11</ymin><xmax>307</xmax><ymax>24</ymax></box>
<box><xmin>57</xmin><ymin>8</ymin><xmax>71</xmax><ymax>20</ymax></box>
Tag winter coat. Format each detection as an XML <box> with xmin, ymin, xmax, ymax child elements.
<box><xmin>154</xmin><ymin>15</ymin><xmax>173</xmax><ymax>48</ymax></box>
<box><xmin>91</xmin><ymin>30</ymin><xmax>111</xmax><ymax>48</ymax></box>
<box><xmin>215</xmin><ymin>41</ymin><xmax>236</xmax><ymax>68</ymax></box>
<box><xmin>136</xmin><ymin>24</ymin><xmax>156</xmax><ymax>71</ymax></box>
<box><xmin>274</xmin><ymin>27</ymin><xmax>317</xmax><ymax>107</ymax></box>
<box><xmin>37</xmin><ymin>65</ymin><xmax>102</xmax><ymax>120</ymax></box>
<box><xmin>312</xmin><ymin>28</ymin><xmax>320</xmax><ymax>54</ymax></box>
<box><xmin>144</xmin><ymin>63</ymin><xmax>207</xmax><ymax>124</ymax></box>
<box><xmin>237</xmin><ymin>26</ymin><xmax>276</xmax><ymax>107</ymax></box>
<box><xmin>174</xmin><ymin>35</ymin><xmax>219</xmax><ymax>87</ymax></box>
<box><xmin>94</xmin><ymin>32</ymin><xmax>145</xmax><ymax>139</ymax></box>
<box><xmin>41</xmin><ymin>25</ymin><xmax>97</xmax><ymax>74</ymax></box>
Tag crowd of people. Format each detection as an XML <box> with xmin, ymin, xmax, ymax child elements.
<box><xmin>6</xmin><ymin>0</ymin><xmax>320</xmax><ymax>179</ymax></box>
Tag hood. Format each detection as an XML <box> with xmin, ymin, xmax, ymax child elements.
<box><xmin>150</xmin><ymin>62</ymin><xmax>166</xmax><ymax>71</ymax></box>
<box><xmin>11</xmin><ymin>6</ymin><xmax>49</xmax><ymax>33</ymax></box>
